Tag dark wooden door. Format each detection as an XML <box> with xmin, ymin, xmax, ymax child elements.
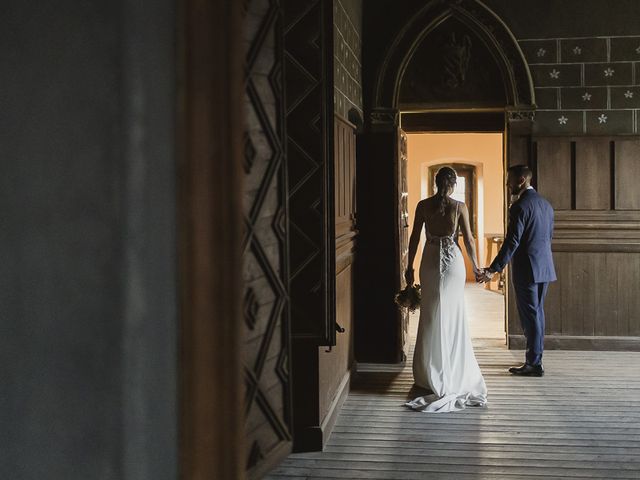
<box><xmin>243</xmin><ymin>0</ymin><xmax>293</xmax><ymax>477</ymax></box>
<box><xmin>284</xmin><ymin>0</ymin><xmax>338</xmax><ymax>452</ymax></box>
<box><xmin>334</xmin><ymin>115</ymin><xmax>357</xmax><ymax>341</ymax></box>
<box><xmin>284</xmin><ymin>0</ymin><xmax>336</xmax><ymax>346</ymax></box>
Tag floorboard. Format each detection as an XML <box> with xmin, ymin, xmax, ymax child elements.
<box><xmin>266</xmin><ymin>284</ymin><xmax>640</xmax><ymax>479</ymax></box>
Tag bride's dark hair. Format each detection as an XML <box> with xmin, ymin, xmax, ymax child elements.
<box><xmin>434</xmin><ymin>166</ymin><xmax>457</xmax><ymax>215</ymax></box>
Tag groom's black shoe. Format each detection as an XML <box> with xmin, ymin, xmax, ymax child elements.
<box><xmin>508</xmin><ymin>363</ymin><xmax>544</xmax><ymax>376</ymax></box>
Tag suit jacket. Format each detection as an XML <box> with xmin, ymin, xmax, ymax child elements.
<box><xmin>490</xmin><ymin>188</ymin><xmax>557</xmax><ymax>284</ymax></box>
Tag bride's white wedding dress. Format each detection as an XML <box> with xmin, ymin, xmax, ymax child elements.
<box><xmin>405</xmin><ymin>202</ymin><xmax>488</xmax><ymax>413</ymax></box>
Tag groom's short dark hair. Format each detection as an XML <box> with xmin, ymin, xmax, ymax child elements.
<box><xmin>508</xmin><ymin>164</ymin><xmax>533</xmax><ymax>181</ymax></box>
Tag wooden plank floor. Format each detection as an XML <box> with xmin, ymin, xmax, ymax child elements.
<box><xmin>266</xmin><ymin>285</ymin><xmax>640</xmax><ymax>479</ymax></box>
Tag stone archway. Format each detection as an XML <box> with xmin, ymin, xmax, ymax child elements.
<box><xmin>371</xmin><ymin>0</ymin><xmax>535</xmax><ymax>118</ymax></box>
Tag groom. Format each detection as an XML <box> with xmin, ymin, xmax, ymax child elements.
<box><xmin>480</xmin><ymin>165</ymin><xmax>556</xmax><ymax>377</ymax></box>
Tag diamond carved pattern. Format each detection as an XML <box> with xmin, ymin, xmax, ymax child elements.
<box><xmin>244</xmin><ymin>288</ymin><xmax>259</xmax><ymax>330</ymax></box>
<box><xmin>284</xmin><ymin>0</ymin><xmax>333</xmax><ymax>342</ymax></box>
<box><xmin>243</xmin><ymin>0</ymin><xmax>292</xmax><ymax>476</ymax></box>
<box><xmin>247</xmin><ymin>441</ymin><xmax>265</xmax><ymax>470</ymax></box>
<box><xmin>244</xmin><ymin>132</ymin><xmax>257</xmax><ymax>174</ymax></box>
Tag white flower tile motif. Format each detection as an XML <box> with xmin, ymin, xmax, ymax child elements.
<box><xmin>610</xmin><ymin>87</ymin><xmax>640</xmax><ymax>108</ymax></box>
<box><xmin>560</xmin><ymin>88</ymin><xmax>607</xmax><ymax>109</ymax></box>
<box><xmin>534</xmin><ymin>112</ymin><xmax>584</xmax><ymax>134</ymax></box>
<box><xmin>521</xmin><ymin>37</ymin><xmax>638</xmax><ymax>133</ymax></box>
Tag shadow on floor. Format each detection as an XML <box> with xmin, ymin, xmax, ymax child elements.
<box><xmin>351</xmin><ymin>370</ymin><xmax>435</xmax><ymax>401</ymax></box>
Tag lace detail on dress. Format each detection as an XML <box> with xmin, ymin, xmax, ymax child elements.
<box><xmin>425</xmin><ymin>202</ymin><xmax>460</xmax><ymax>277</ymax></box>
<box><xmin>425</xmin><ymin>236</ymin><xmax>457</xmax><ymax>276</ymax></box>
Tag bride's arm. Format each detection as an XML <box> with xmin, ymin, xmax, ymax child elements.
<box><xmin>405</xmin><ymin>201</ymin><xmax>425</xmax><ymax>284</ymax></box>
<box><xmin>459</xmin><ymin>203</ymin><xmax>480</xmax><ymax>274</ymax></box>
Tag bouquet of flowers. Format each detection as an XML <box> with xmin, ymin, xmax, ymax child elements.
<box><xmin>394</xmin><ymin>284</ymin><xmax>421</xmax><ymax>313</ymax></box>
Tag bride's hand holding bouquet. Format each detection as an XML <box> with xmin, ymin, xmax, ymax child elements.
<box><xmin>395</xmin><ymin>268</ymin><xmax>421</xmax><ymax>313</ymax></box>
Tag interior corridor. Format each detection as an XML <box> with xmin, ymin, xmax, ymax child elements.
<box><xmin>465</xmin><ymin>283</ymin><xmax>505</xmax><ymax>342</ymax></box>
<box><xmin>266</xmin><ymin>285</ymin><xmax>640</xmax><ymax>479</ymax></box>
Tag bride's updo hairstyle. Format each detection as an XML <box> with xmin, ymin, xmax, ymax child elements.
<box><xmin>435</xmin><ymin>166</ymin><xmax>457</xmax><ymax>215</ymax></box>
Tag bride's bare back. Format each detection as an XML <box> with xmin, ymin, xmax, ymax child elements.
<box><xmin>405</xmin><ymin>194</ymin><xmax>480</xmax><ymax>283</ymax></box>
<box><xmin>419</xmin><ymin>196</ymin><xmax>459</xmax><ymax>237</ymax></box>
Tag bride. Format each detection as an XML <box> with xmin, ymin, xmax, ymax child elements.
<box><xmin>403</xmin><ymin>166</ymin><xmax>487</xmax><ymax>413</ymax></box>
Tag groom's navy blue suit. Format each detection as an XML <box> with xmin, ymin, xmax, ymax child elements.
<box><xmin>490</xmin><ymin>188</ymin><xmax>556</xmax><ymax>366</ymax></box>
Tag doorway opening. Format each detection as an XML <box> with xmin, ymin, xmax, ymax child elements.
<box><xmin>354</xmin><ymin>0</ymin><xmax>537</xmax><ymax>364</ymax></box>
<box><xmin>406</xmin><ymin>132</ymin><xmax>506</xmax><ymax>344</ymax></box>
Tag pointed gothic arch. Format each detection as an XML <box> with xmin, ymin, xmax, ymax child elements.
<box><xmin>356</xmin><ymin>1</ymin><xmax>540</xmax><ymax>364</ymax></box>
<box><xmin>371</xmin><ymin>0</ymin><xmax>535</xmax><ymax>119</ymax></box>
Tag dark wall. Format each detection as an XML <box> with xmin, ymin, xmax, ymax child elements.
<box><xmin>362</xmin><ymin>0</ymin><xmax>428</xmax><ymax>114</ymax></box>
<box><xmin>0</xmin><ymin>1</ymin><xmax>177</xmax><ymax>478</ymax></box>
<box><xmin>334</xmin><ymin>0</ymin><xmax>363</xmax><ymax>119</ymax></box>
<box><xmin>486</xmin><ymin>0</ymin><xmax>640</xmax><ymax>135</ymax></box>
<box><xmin>354</xmin><ymin>129</ymin><xmax>400</xmax><ymax>363</ymax></box>
<box><xmin>363</xmin><ymin>0</ymin><xmax>640</xmax><ymax>134</ymax></box>
<box><xmin>484</xmin><ymin>0</ymin><xmax>640</xmax><ymax>38</ymax></box>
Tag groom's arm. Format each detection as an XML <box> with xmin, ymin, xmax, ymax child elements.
<box><xmin>489</xmin><ymin>204</ymin><xmax>526</xmax><ymax>273</ymax></box>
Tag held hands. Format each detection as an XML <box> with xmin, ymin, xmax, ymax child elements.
<box><xmin>404</xmin><ymin>268</ymin><xmax>414</xmax><ymax>286</ymax></box>
<box><xmin>408</xmin><ymin>265</ymin><xmax>495</xmax><ymax>284</ymax></box>
<box><xmin>475</xmin><ymin>267</ymin><xmax>496</xmax><ymax>284</ymax></box>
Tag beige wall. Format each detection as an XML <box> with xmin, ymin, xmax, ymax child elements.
<box><xmin>406</xmin><ymin>133</ymin><xmax>504</xmax><ymax>273</ymax></box>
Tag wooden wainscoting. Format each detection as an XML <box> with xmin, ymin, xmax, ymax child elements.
<box><xmin>509</xmin><ymin>136</ymin><xmax>640</xmax><ymax>350</ymax></box>
<box><xmin>316</xmin><ymin>113</ymin><xmax>358</xmax><ymax>445</ymax></box>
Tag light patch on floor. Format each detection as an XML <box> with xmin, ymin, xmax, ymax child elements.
<box><xmin>408</xmin><ymin>282</ymin><xmax>505</xmax><ymax>343</ymax></box>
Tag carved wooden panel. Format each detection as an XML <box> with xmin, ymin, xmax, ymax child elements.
<box><xmin>284</xmin><ymin>0</ymin><xmax>335</xmax><ymax>344</ymax></box>
<box><xmin>615</xmin><ymin>139</ymin><xmax>640</xmax><ymax>210</ymax></box>
<box><xmin>334</xmin><ymin>115</ymin><xmax>356</xmax><ymax>238</ymax></box>
<box><xmin>536</xmin><ymin>138</ymin><xmax>572</xmax><ymax>210</ymax></box>
<box><xmin>373</xmin><ymin>0</ymin><xmax>533</xmax><ymax>110</ymax></box>
<box><xmin>243</xmin><ymin>0</ymin><xmax>292</xmax><ymax>477</ymax></box>
<box><xmin>399</xmin><ymin>17</ymin><xmax>507</xmax><ymax>108</ymax></box>
<box><xmin>334</xmin><ymin>114</ymin><xmax>356</xmax><ymax>358</ymax></box>
<box><xmin>545</xmin><ymin>229</ymin><xmax>640</xmax><ymax>338</ymax></box>
<box><xmin>576</xmin><ymin>138</ymin><xmax>611</xmax><ymax>210</ymax></box>
<box><xmin>524</xmin><ymin>136</ymin><xmax>640</xmax><ymax>345</ymax></box>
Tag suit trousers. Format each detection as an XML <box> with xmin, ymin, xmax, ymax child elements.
<box><xmin>513</xmin><ymin>281</ymin><xmax>549</xmax><ymax>366</ymax></box>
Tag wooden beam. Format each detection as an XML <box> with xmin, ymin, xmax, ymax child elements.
<box><xmin>178</xmin><ymin>0</ymin><xmax>244</xmax><ymax>478</ymax></box>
